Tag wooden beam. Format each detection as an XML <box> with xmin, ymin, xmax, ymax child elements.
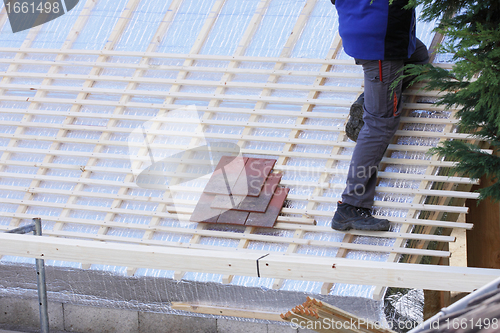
<box><xmin>0</xmin><ymin>48</ymin><xmax>349</xmax><ymax>65</ymax></box>
<box><xmin>0</xmin><ymin>119</ymin><xmax>474</xmax><ymax>147</ymax></box>
<box><xmin>1</xmin><ymin>228</ymin><xmax>448</xmax><ymax>258</ymax></box>
<box><xmin>0</xmin><ymin>233</ymin><xmax>498</xmax><ymax>292</ymax></box>
<box><xmin>0</xmin><ymin>47</ymin><xmax>454</xmax><ymax>68</ymax></box>
<box><xmin>0</xmin><ymin>57</ymin><xmax>364</xmax><ymax>77</ymax></box>
<box><xmin>0</xmin><ymin>225</ymin><xmax>452</xmax><ymax>259</ymax></box>
<box><xmin>0</xmin><ymin>158</ymin><xmax>479</xmax><ymax>186</ymax></box>
<box><xmin>0</xmin><ymin>174</ymin><xmax>470</xmax><ymax>215</ymax></box>
<box><xmin>0</xmin><ymin>218</ymin><xmax>454</xmax><ymax>244</ymax></box>
<box><xmin>0</xmin><ymin>94</ymin><xmax>459</xmax><ymax>115</ymax></box>
<box><xmin>0</xmin><ymin>84</ymin><xmax>469</xmax><ymax>114</ymax></box>
<box><xmin>0</xmin><ymin>105</ymin><xmax>462</xmax><ymax>124</ymax></box>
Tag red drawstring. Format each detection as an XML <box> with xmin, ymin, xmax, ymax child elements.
<box><xmin>378</xmin><ymin>60</ymin><xmax>383</xmax><ymax>82</ymax></box>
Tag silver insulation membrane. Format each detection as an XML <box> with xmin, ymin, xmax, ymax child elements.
<box><xmin>0</xmin><ymin>0</ymin><xmax>447</xmax><ymax>323</ymax></box>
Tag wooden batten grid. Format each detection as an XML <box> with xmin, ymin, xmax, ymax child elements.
<box><xmin>0</xmin><ymin>0</ymin><xmax>98</xmax><ymax>263</ymax></box>
<box><xmin>0</xmin><ymin>0</ymin><xmax>487</xmax><ymax>294</ymax></box>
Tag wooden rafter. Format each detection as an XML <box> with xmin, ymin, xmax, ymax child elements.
<box><xmin>0</xmin><ymin>233</ymin><xmax>498</xmax><ymax>292</ymax></box>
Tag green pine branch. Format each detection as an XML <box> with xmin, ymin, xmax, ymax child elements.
<box><xmin>406</xmin><ymin>0</ymin><xmax>500</xmax><ymax>203</ymax></box>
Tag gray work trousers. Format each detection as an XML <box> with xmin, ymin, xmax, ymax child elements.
<box><xmin>341</xmin><ymin>39</ymin><xmax>429</xmax><ymax>208</ymax></box>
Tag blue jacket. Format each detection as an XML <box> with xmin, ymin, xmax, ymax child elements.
<box><xmin>334</xmin><ymin>0</ymin><xmax>416</xmax><ymax>60</ymax></box>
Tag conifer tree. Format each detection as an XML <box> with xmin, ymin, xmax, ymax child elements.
<box><xmin>405</xmin><ymin>0</ymin><xmax>500</xmax><ymax>202</ymax></box>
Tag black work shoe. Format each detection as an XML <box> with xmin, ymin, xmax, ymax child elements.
<box><xmin>331</xmin><ymin>201</ymin><xmax>390</xmax><ymax>231</ymax></box>
<box><xmin>345</xmin><ymin>93</ymin><xmax>364</xmax><ymax>142</ymax></box>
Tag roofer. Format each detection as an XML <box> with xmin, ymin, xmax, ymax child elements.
<box><xmin>330</xmin><ymin>0</ymin><xmax>430</xmax><ymax>231</ymax></box>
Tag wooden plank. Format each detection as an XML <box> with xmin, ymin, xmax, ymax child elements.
<box><xmin>0</xmin><ymin>154</ymin><xmax>479</xmax><ymax>186</ymax></box>
<box><xmin>1</xmin><ymin>82</ymin><xmax>356</xmax><ymax>106</ymax></box>
<box><xmin>17</xmin><ymin>228</ymin><xmax>451</xmax><ymax>258</ymax></box>
<box><xmin>284</xmin><ymin>297</ymin><xmax>397</xmax><ymax>333</ymax></box>
<box><xmin>5</xmin><ymin>83</ymin><xmax>467</xmax><ymax>114</ymax></box>
<box><xmin>0</xmin><ymin>152</ymin><xmax>477</xmax><ymax>184</ymax></box>
<box><xmin>0</xmin><ymin>233</ymin><xmax>498</xmax><ymax>292</ymax></box>
<box><xmin>0</xmin><ymin>58</ymin><xmax>366</xmax><ymax>78</ymax></box>
<box><xmin>285</xmin><ymin>202</ymin><xmax>467</xmax><ymax>215</ymax></box>
<box><xmin>0</xmin><ymin>101</ymin><xmax>461</xmax><ymax>125</ymax></box>
<box><xmin>246</xmin><ymin>187</ymin><xmax>289</xmax><ymax>228</ymax></box>
<box><xmin>0</xmin><ymin>208</ymin><xmax>458</xmax><ymax>244</ymax></box>
<box><xmin>0</xmin><ymin>46</ymin><xmax>456</xmax><ymax>70</ymax></box>
<box><xmin>0</xmin><ymin>69</ymin><xmax>450</xmax><ymax>97</ymax></box>
<box><xmin>305</xmin><ymin>188</ymin><xmax>478</xmax><ymax>201</ymax></box>
<box><xmin>0</xmin><ymin>47</ymin><xmax>355</xmax><ymax>64</ymax></box>
<box><xmin>0</xmin><ymin>115</ymin><xmax>472</xmax><ymax>140</ymax></box>
<box><xmin>0</xmin><ymin>224</ymin><xmax>452</xmax><ymax>259</ymax></box>
<box><xmin>0</xmin><ymin>94</ymin><xmax>459</xmax><ymax>116</ymax></box>
<box><xmin>171</xmin><ymin>302</ymin><xmax>283</xmax><ymax>322</ymax></box>
<box><xmin>0</xmin><ymin>68</ymin><xmax>443</xmax><ymax>98</ymax></box>
<box><xmin>3</xmin><ymin>190</ymin><xmax>461</xmax><ymax>221</ymax></box>
<box><xmin>282</xmin><ymin>298</ymin><xmax>396</xmax><ymax>333</ymax></box>
<box><xmin>0</xmin><ymin>123</ymin><xmax>474</xmax><ymax>151</ymax></box>
<box><xmin>0</xmin><ymin>71</ymin><xmax>364</xmax><ymax>93</ymax></box>
<box><xmin>232</xmin><ymin>158</ymin><xmax>276</xmax><ymax>197</ymax></box>
<box><xmin>0</xmin><ymin>173</ymin><xmax>470</xmax><ymax>214</ymax></box>
<box><xmin>0</xmin><ymin>57</ymin><xmax>453</xmax><ymax>82</ymax></box>
<box><xmin>0</xmin><ymin>71</ymin><xmax>366</xmax><ymax>93</ymax></box>
<box><xmin>0</xmin><ymin>182</ymin><xmax>470</xmax><ymax>229</ymax></box>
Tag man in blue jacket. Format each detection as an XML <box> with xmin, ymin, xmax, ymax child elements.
<box><xmin>331</xmin><ymin>0</ymin><xmax>429</xmax><ymax>231</ymax></box>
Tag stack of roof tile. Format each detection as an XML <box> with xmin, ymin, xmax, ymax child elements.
<box><xmin>190</xmin><ymin>156</ymin><xmax>289</xmax><ymax>228</ymax></box>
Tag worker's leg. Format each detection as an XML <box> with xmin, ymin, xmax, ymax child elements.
<box><xmin>341</xmin><ymin>59</ymin><xmax>405</xmax><ymax>209</ymax></box>
<box><xmin>407</xmin><ymin>38</ymin><xmax>430</xmax><ymax>66</ymax></box>
<box><xmin>346</xmin><ymin>38</ymin><xmax>429</xmax><ymax>142</ymax></box>
<box><xmin>402</xmin><ymin>38</ymin><xmax>430</xmax><ymax>89</ymax></box>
